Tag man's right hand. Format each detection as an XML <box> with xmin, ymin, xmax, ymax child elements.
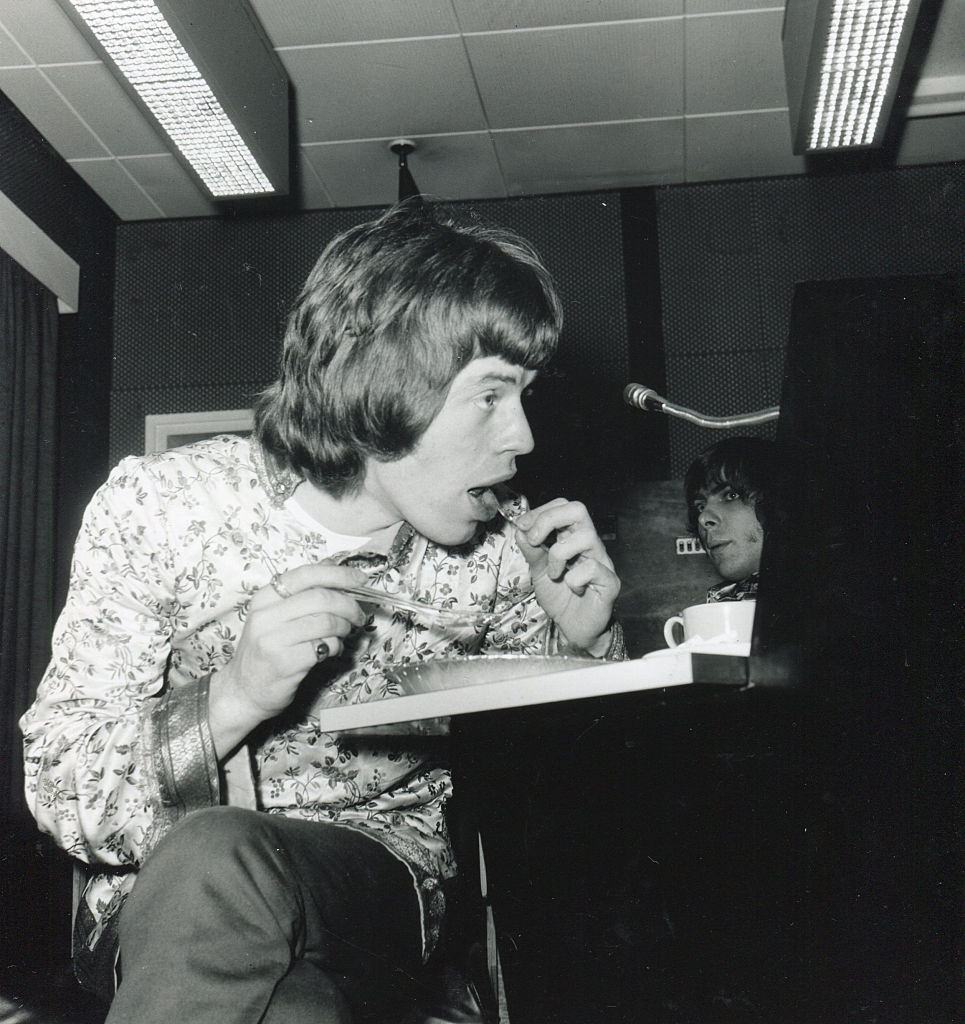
<box><xmin>208</xmin><ymin>563</ymin><xmax>368</xmax><ymax>760</ymax></box>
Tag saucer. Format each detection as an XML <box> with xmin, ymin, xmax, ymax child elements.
<box><xmin>643</xmin><ymin>641</ymin><xmax>750</xmax><ymax>659</ymax></box>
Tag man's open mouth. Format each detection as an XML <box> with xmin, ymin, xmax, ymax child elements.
<box><xmin>469</xmin><ymin>481</ymin><xmax>520</xmax><ymax>520</ymax></box>
<box><xmin>467</xmin><ymin>485</ymin><xmax>499</xmax><ymax>512</ymax></box>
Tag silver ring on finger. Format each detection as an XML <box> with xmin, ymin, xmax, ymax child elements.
<box><xmin>270</xmin><ymin>573</ymin><xmax>293</xmax><ymax>600</ymax></box>
<box><xmin>314</xmin><ymin>640</ymin><xmax>331</xmax><ymax>662</ymax></box>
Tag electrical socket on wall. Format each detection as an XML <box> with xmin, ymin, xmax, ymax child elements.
<box><xmin>675</xmin><ymin>537</ymin><xmax>705</xmax><ymax>555</ymax></box>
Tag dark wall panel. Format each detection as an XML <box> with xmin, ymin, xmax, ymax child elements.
<box><xmin>653</xmin><ymin>162</ymin><xmax>965</xmax><ymax>476</ymax></box>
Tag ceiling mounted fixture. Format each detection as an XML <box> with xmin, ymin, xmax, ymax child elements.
<box><xmin>783</xmin><ymin>0</ymin><xmax>924</xmax><ymax>154</ymax></box>
<box><xmin>56</xmin><ymin>0</ymin><xmax>289</xmax><ymax>198</ymax></box>
<box><xmin>389</xmin><ymin>139</ymin><xmax>424</xmax><ymax>204</ymax></box>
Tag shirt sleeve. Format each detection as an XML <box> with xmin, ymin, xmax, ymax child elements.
<box><xmin>20</xmin><ymin>456</ymin><xmax>220</xmax><ymax>869</ymax></box>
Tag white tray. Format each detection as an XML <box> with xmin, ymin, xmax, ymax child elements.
<box><xmin>316</xmin><ymin>651</ymin><xmax>732</xmax><ymax>732</ymax></box>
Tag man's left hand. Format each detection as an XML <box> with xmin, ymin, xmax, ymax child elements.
<box><xmin>513</xmin><ymin>498</ymin><xmax>620</xmax><ymax>656</ymax></box>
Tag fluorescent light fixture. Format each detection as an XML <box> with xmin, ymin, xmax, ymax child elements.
<box><xmin>57</xmin><ymin>0</ymin><xmax>289</xmax><ymax>198</ymax></box>
<box><xmin>0</xmin><ymin>188</ymin><xmax>79</xmax><ymax>312</ymax></box>
<box><xmin>783</xmin><ymin>0</ymin><xmax>924</xmax><ymax>154</ymax></box>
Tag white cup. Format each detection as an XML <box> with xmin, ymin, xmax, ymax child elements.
<box><xmin>663</xmin><ymin>601</ymin><xmax>756</xmax><ymax>648</ymax></box>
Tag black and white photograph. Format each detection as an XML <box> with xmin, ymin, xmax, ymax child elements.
<box><xmin>0</xmin><ymin>2</ymin><xmax>961</xmax><ymax>1022</ymax></box>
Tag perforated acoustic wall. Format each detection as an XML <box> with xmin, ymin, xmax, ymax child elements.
<box><xmin>110</xmin><ymin>192</ymin><xmax>630</xmax><ymax>511</ymax></box>
<box><xmin>110</xmin><ymin>162</ymin><xmax>964</xmax><ymax>512</ymax></box>
<box><xmin>653</xmin><ymin>161</ymin><xmax>964</xmax><ymax>476</ymax></box>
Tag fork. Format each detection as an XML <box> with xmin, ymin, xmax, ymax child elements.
<box><xmin>330</xmin><ymin>582</ymin><xmax>494</xmax><ymax>629</ymax></box>
<box><xmin>261</xmin><ymin>552</ymin><xmax>493</xmax><ymax>629</ymax></box>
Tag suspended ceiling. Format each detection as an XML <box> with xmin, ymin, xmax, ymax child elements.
<box><xmin>0</xmin><ymin>0</ymin><xmax>962</xmax><ymax>220</ymax></box>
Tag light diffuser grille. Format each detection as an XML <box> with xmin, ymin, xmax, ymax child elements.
<box><xmin>67</xmin><ymin>0</ymin><xmax>274</xmax><ymax>196</ymax></box>
<box><xmin>808</xmin><ymin>0</ymin><xmax>913</xmax><ymax>150</ymax></box>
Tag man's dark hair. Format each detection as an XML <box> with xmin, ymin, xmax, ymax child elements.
<box><xmin>684</xmin><ymin>436</ymin><xmax>776</xmax><ymax>534</ymax></box>
<box><xmin>255</xmin><ymin>202</ymin><xmax>562</xmax><ymax>497</ymax></box>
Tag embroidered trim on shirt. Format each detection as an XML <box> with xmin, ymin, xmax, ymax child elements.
<box><xmin>250</xmin><ymin>437</ymin><xmax>301</xmax><ymax>507</ymax></box>
<box><xmin>147</xmin><ymin>674</ymin><xmax>220</xmax><ymax>835</ymax></box>
<box><xmin>339</xmin><ymin>820</ymin><xmax>450</xmax><ymax>960</ymax></box>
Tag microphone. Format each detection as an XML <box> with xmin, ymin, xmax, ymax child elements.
<box><xmin>623</xmin><ymin>383</ymin><xmax>780</xmax><ymax>429</ymax></box>
<box><xmin>623</xmin><ymin>383</ymin><xmax>667</xmax><ymax>413</ymax></box>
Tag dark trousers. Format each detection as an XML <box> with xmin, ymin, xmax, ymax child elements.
<box><xmin>105</xmin><ymin>806</ymin><xmax>424</xmax><ymax>1024</ymax></box>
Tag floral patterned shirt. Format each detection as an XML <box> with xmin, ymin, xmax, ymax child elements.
<box><xmin>21</xmin><ymin>435</ymin><xmax>567</xmax><ymax>991</ymax></box>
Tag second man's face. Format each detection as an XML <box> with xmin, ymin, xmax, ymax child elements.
<box><xmin>361</xmin><ymin>356</ymin><xmax>537</xmax><ymax>546</ymax></box>
<box><xmin>694</xmin><ymin>485</ymin><xmax>764</xmax><ymax>582</ymax></box>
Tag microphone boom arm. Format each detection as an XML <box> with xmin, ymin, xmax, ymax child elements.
<box><xmin>623</xmin><ymin>383</ymin><xmax>780</xmax><ymax>429</ymax></box>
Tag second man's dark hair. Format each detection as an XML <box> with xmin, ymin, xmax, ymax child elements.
<box><xmin>684</xmin><ymin>436</ymin><xmax>776</xmax><ymax>534</ymax></box>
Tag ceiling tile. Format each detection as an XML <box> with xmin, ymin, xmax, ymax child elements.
<box><xmin>301</xmin><ymin>140</ymin><xmax>394</xmax><ymax>207</ymax></box>
<box><xmin>0</xmin><ymin>66</ymin><xmax>107</xmax><ymax>157</ymax></box>
<box><xmin>0</xmin><ymin>22</ymin><xmax>27</xmax><ymax>67</ymax></box>
<box><xmin>3</xmin><ymin>0</ymin><xmax>958</xmax><ymax>221</ymax></box>
<box><xmin>68</xmin><ymin>158</ymin><xmax>163</xmax><ymax>220</ymax></box>
<box><xmin>684</xmin><ymin>0</ymin><xmax>782</xmax><ymax>13</ymax></box>
<box><xmin>281</xmin><ymin>37</ymin><xmax>486</xmax><ymax>142</ymax></box>
<box><xmin>250</xmin><ymin>0</ymin><xmax>458</xmax><ymax>46</ymax></box>
<box><xmin>685</xmin><ymin>110</ymin><xmax>806</xmax><ymax>181</ymax></box>
<box><xmin>43</xmin><ymin>63</ymin><xmax>168</xmax><ymax>156</ymax></box>
<box><xmin>685</xmin><ymin>9</ymin><xmax>787</xmax><ymax>114</ymax></box>
<box><xmin>303</xmin><ymin>132</ymin><xmax>506</xmax><ymax>207</ymax></box>
<box><xmin>494</xmin><ymin>119</ymin><xmax>685</xmax><ymax>194</ymax></box>
<box><xmin>897</xmin><ymin>113</ymin><xmax>965</xmax><ymax>167</ymax></box>
<box><xmin>0</xmin><ymin>0</ymin><xmax>98</xmax><ymax>63</ymax></box>
<box><xmin>295</xmin><ymin>151</ymin><xmax>335</xmax><ymax>211</ymax></box>
<box><xmin>453</xmin><ymin>0</ymin><xmax>681</xmax><ymax>32</ymax></box>
<box><xmin>119</xmin><ymin>154</ymin><xmax>220</xmax><ymax>218</ymax></box>
<box><xmin>466</xmin><ymin>20</ymin><xmax>683</xmax><ymax>128</ymax></box>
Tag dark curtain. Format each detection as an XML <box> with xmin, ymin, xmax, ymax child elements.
<box><xmin>0</xmin><ymin>248</ymin><xmax>58</xmax><ymax>821</ymax></box>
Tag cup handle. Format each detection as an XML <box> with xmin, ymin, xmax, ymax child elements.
<box><xmin>663</xmin><ymin>615</ymin><xmax>684</xmax><ymax>648</ymax></box>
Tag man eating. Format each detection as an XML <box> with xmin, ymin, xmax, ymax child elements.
<box><xmin>22</xmin><ymin>203</ymin><xmax>624</xmax><ymax>1024</ymax></box>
